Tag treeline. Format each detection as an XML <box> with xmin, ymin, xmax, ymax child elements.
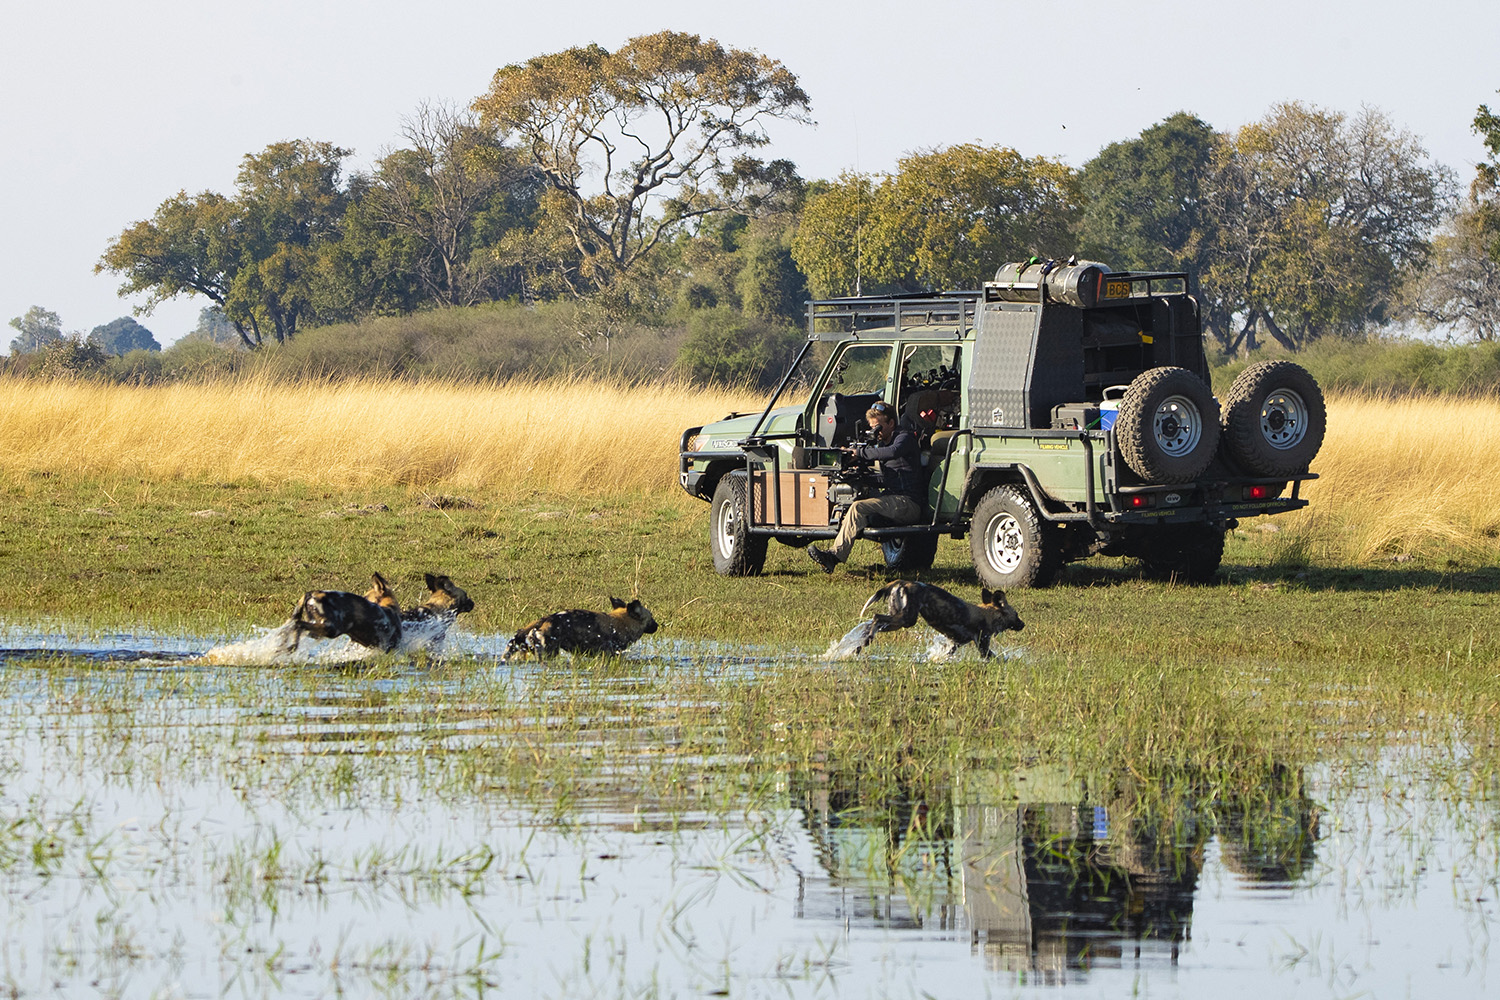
<box><xmin>9</xmin><ymin>31</ymin><xmax>1500</xmax><ymax>388</ymax></box>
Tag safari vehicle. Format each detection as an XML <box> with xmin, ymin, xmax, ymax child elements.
<box><xmin>678</xmin><ymin>258</ymin><xmax>1325</xmax><ymax>588</ymax></box>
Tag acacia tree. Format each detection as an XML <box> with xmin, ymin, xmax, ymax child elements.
<box><xmin>1200</xmin><ymin>102</ymin><xmax>1453</xmax><ymax>352</ymax></box>
<box><xmin>472</xmin><ymin>31</ymin><xmax>811</xmax><ymax>308</ymax></box>
<box><xmin>99</xmin><ymin>140</ymin><xmax>350</xmax><ymax>347</ymax></box>
<box><xmin>96</xmin><ymin>191</ymin><xmax>255</xmax><ymax>344</ymax></box>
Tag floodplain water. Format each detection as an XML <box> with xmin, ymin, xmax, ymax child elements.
<box><xmin>0</xmin><ymin>624</ymin><xmax>1495</xmax><ymax>999</ymax></box>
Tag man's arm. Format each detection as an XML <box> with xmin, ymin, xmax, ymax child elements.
<box><xmin>854</xmin><ymin>430</ymin><xmax>919</xmax><ymax>463</ymax></box>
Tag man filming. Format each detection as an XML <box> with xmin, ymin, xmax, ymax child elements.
<box><xmin>808</xmin><ymin>400</ymin><xmax>924</xmax><ymax>573</ymax></box>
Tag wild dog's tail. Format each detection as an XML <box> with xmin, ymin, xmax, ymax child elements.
<box><xmin>860</xmin><ymin>581</ymin><xmax>904</xmax><ymax>619</ymax></box>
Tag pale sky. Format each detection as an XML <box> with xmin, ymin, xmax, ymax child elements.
<box><xmin>4</xmin><ymin>0</ymin><xmax>1497</xmax><ymax>347</ymax></box>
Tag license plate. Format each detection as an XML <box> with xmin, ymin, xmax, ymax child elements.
<box><xmin>1104</xmin><ymin>280</ymin><xmax>1131</xmax><ymax>298</ymax></box>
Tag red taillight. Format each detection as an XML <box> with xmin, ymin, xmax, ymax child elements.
<box><xmin>1129</xmin><ymin>495</ymin><xmax>1151</xmax><ymax>508</ymax></box>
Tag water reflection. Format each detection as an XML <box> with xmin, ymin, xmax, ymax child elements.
<box><xmin>789</xmin><ymin>761</ymin><xmax>1321</xmax><ymax>980</ymax></box>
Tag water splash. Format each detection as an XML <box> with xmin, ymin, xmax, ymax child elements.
<box><xmin>197</xmin><ymin>613</ymin><xmax>471</xmax><ymax>666</ymax></box>
<box><xmin>822</xmin><ymin>620</ymin><xmax>876</xmax><ymax>660</ymax></box>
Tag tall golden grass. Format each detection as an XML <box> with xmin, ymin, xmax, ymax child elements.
<box><xmin>1284</xmin><ymin>392</ymin><xmax>1500</xmax><ymax>562</ymax></box>
<box><xmin>0</xmin><ymin>375</ymin><xmax>758</xmax><ymax>495</ymax></box>
<box><xmin>0</xmin><ymin>377</ymin><xmax>1494</xmax><ymax>561</ymax></box>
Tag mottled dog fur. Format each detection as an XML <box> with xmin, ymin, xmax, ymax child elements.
<box><xmin>401</xmin><ymin>573</ymin><xmax>475</xmax><ymax>624</ymax></box>
<box><xmin>853</xmin><ymin>580</ymin><xmax>1023</xmax><ymax>658</ymax></box>
<box><xmin>287</xmin><ymin>573</ymin><xmax>403</xmax><ymax>653</ymax></box>
<box><xmin>506</xmin><ymin>597</ymin><xmax>658</xmax><ymax>661</ymax></box>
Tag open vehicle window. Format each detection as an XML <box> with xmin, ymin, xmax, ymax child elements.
<box><xmin>824</xmin><ymin>344</ymin><xmax>892</xmax><ymax>397</ymax></box>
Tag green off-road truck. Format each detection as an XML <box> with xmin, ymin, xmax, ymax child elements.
<box><xmin>678</xmin><ymin>258</ymin><xmax>1325</xmax><ymax>588</ymax></box>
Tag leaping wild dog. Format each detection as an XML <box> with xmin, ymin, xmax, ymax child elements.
<box><xmin>286</xmin><ymin>572</ymin><xmax>403</xmax><ymax>653</ymax></box>
<box><xmin>505</xmin><ymin>597</ymin><xmax>659</xmax><ymax>661</ymax></box>
<box><xmin>852</xmin><ymin>580</ymin><xmax>1024</xmax><ymax>659</ymax></box>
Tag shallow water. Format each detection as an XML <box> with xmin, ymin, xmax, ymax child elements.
<box><xmin>0</xmin><ymin>627</ymin><xmax>1494</xmax><ymax>999</ymax></box>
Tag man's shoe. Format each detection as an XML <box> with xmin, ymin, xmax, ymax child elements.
<box><xmin>808</xmin><ymin>546</ymin><xmax>837</xmax><ymax>574</ymax></box>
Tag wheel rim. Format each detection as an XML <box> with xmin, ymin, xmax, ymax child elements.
<box><xmin>714</xmin><ymin>497</ymin><xmax>737</xmax><ymax>556</ymax></box>
<box><xmin>1260</xmin><ymin>389</ymin><xmax>1309</xmax><ymax>450</ymax></box>
<box><xmin>1152</xmin><ymin>394</ymin><xmax>1202</xmax><ymax>457</ymax></box>
<box><xmin>984</xmin><ymin>512</ymin><xmax>1025</xmax><ymax>574</ymax></box>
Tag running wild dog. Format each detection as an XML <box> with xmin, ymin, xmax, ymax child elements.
<box><xmin>505</xmin><ymin>597</ymin><xmax>658</xmax><ymax>661</ymax></box>
<box><xmin>287</xmin><ymin>573</ymin><xmax>403</xmax><ymax>653</ymax></box>
<box><xmin>852</xmin><ymin>580</ymin><xmax>1023</xmax><ymax>658</ymax></box>
<box><xmin>402</xmin><ymin>573</ymin><xmax>475</xmax><ymax>623</ymax></box>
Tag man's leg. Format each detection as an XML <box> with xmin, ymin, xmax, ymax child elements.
<box><xmin>828</xmin><ymin>495</ymin><xmax>920</xmax><ymax>562</ymax></box>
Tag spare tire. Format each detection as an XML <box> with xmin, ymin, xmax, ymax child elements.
<box><xmin>1115</xmin><ymin>367</ymin><xmax>1220</xmax><ymax>483</ymax></box>
<box><xmin>1220</xmin><ymin>361</ymin><xmax>1326</xmax><ymax>477</ymax></box>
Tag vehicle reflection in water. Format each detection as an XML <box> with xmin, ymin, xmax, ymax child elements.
<box><xmin>788</xmin><ymin>762</ymin><xmax>1321</xmax><ymax>982</ymax></box>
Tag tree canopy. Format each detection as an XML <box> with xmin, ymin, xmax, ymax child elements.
<box><xmin>792</xmin><ymin>146</ymin><xmax>1078</xmax><ymax>297</ymax></box>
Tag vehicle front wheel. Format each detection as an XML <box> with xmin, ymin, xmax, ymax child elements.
<box><xmin>969</xmin><ymin>485</ymin><xmax>1060</xmax><ymax>589</ymax></box>
<box><xmin>710</xmin><ymin>477</ymin><xmax>767</xmax><ymax>576</ymax></box>
<box><xmin>881</xmin><ymin>533</ymin><xmax>939</xmax><ymax>573</ymax></box>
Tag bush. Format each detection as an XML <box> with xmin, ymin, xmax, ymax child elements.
<box><xmin>674</xmin><ymin>306</ymin><xmax>802</xmax><ymax>388</ymax></box>
<box><xmin>242</xmin><ymin>301</ymin><xmax>685</xmax><ymax>382</ymax></box>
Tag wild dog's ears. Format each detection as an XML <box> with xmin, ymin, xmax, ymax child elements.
<box><xmin>371</xmin><ymin>572</ymin><xmax>391</xmax><ymax>592</ymax></box>
<box><xmin>979</xmin><ymin>588</ymin><xmax>993</xmax><ymax>604</ymax></box>
<box><xmin>627</xmin><ymin>599</ymin><xmax>646</xmax><ymax>615</ymax></box>
<box><xmin>425</xmin><ymin>572</ymin><xmax>441</xmax><ymax>591</ymax></box>
<box><xmin>609</xmin><ymin>596</ymin><xmax>628</xmax><ymax>609</ymax></box>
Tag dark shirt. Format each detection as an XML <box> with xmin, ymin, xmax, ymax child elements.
<box><xmin>853</xmin><ymin>428</ymin><xmax>925</xmax><ymax>501</ymax></box>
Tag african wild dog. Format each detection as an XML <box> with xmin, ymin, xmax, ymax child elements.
<box><xmin>286</xmin><ymin>572</ymin><xmax>403</xmax><ymax>653</ymax></box>
<box><xmin>505</xmin><ymin>597</ymin><xmax>659</xmax><ymax>661</ymax></box>
<box><xmin>852</xmin><ymin>580</ymin><xmax>1023</xmax><ymax>658</ymax></box>
<box><xmin>402</xmin><ymin>573</ymin><xmax>475</xmax><ymax>623</ymax></box>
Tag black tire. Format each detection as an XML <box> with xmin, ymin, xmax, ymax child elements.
<box><xmin>881</xmin><ymin>533</ymin><xmax>939</xmax><ymax>572</ymax></box>
<box><xmin>969</xmin><ymin>485</ymin><xmax>1060</xmax><ymax>589</ymax></box>
<box><xmin>709</xmin><ymin>477</ymin><xmax>767</xmax><ymax>576</ymax></box>
<box><xmin>1115</xmin><ymin>367</ymin><xmax>1220</xmax><ymax>483</ymax></box>
<box><xmin>1139</xmin><ymin>523</ymin><xmax>1225</xmax><ymax>584</ymax></box>
<box><xmin>1221</xmin><ymin>361</ymin><xmax>1327</xmax><ymax>477</ymax></box>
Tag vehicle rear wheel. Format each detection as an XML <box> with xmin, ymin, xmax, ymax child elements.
<box><xmin>1221</xmin><ymin>361</ymin><xmax>1326</xmax><ymax>477</ymax></box>
<box><xmin>710</xmin><ymin>477</ymin><xmax>767</xmax><ymax>576</ymax></box>
<box><xmin>1139</xmin><ymin>523</ymin><xmax>1225</xmax><ymax>583</ymax></box>
<box><xmin>1115</xmin><ymin>367</ymin><xmax>1220</xmax><ymax>483</ymax></box>
<box><xmin>881</xmin><ymin>533</ymin><xmax>939</xmax><ymax>572</ymax></box>
<box><xmin>969</xmin><ymin>485</ymin><xmax>1060</xmax><ymax>589</ymax></box>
